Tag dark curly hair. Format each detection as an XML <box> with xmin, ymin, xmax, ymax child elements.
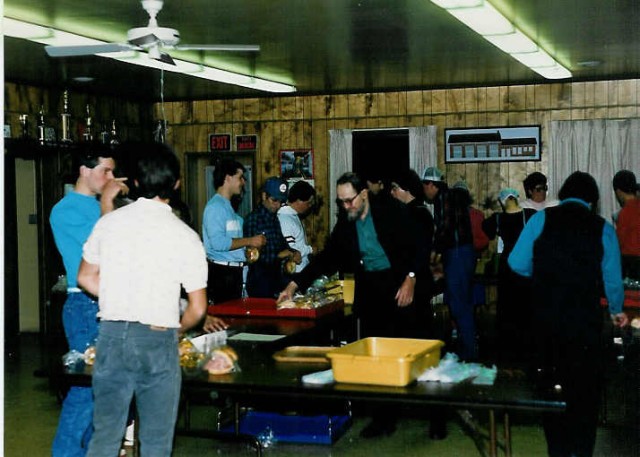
<box><xmin>523</xmin><ymin>171</ymin><xmax>547</xmax><ymax>197</ymax></box>
<box><xmin>558</xmin><ymin>171</ymin><xmax>599</xmax><ymax>206</ymax></box>
<box><xmin>128</xmin><ymin>142</ymin><xmax>180</xmax><ymax>200</ymax></box>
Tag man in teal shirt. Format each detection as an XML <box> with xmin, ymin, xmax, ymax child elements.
<box><xmin>50</xmin><ymin>144</ymin><xmax>128</xmax><ymax>456</ymax></box>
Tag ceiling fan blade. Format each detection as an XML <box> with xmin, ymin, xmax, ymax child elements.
<box><xmin>174</xmin><ymin>44</ymin><xmax>260</xmax><ymax>52</ymax></box>
<box><xmin>154</xmin><ymin>51</ymin><xmax>176</xmax><ymax>66</ymax></box>
<box><xmin>45</xmin><ymin>43</ymin><xmax>135</xmax><ymax>57</ymax></box>
<box><xmin>128</xmin><ymin>33</ymin><xmax>160</xmax><ymax>47</ymax></box>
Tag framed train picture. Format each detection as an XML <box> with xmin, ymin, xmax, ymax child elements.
<box><xmin>444</xmin><ymin>125</ymin><xmax>541</xmax><ymax>163</ymax></box>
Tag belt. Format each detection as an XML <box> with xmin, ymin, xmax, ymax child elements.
<box><xmin>67</xmin><ymin>287</ymin><xmax>82</xmax><ymax>293</ymax></box>
<box><xmin>211</xmin><ymin>260</ymin><xmax>245</xmax><ymax>268</ymax></box>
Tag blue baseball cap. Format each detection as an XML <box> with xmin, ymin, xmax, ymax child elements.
<box><xmin>264</xmin><ymin>177</ymin><xmax>288</xmax><ymax>202</ymax></box>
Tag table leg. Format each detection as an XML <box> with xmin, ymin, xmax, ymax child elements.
<box><xmin>489</xmin><ymin>410</ymin><xmax>496</xmax><ymax>457</ymax></box>
<box><xmin>503</xmin><ymin>412</ymin><xmax>511</xmax><ymax>457</ymax></box>
<box><xmin>234</xmin><ymin>401</ymin><xmax>240</xmax><ymax>434</ymax></box>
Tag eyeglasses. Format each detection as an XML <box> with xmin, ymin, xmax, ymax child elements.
<box><xmin>336</xmin><ymin>191</ymin><xmax>363</xmax><ymax>207</ymax></box>
<box><xmin>533</xmin><ymin>185</ymin><xmax>548</xmax><ymax>192</ymax></box>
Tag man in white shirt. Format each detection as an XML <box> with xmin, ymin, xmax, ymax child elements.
<box><xmin>78</xmin><ymin>143</ymin><xmax>223</xmax><ymax>456</ymax></box>
<box><xmin>277</xmin><ymin>180</ymin><xmax>317</xmax><ymax>272</ymax></box>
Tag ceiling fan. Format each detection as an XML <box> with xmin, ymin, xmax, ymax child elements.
<box><xmin>44</xmin><ymin>0</ymin><xmax>260</xmax><ymax>66</ymax></box>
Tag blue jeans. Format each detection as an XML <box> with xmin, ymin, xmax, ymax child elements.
<box><xmin>444</xmin><ymin>244</ymin><xmax>477</xmax><ymax>361</ymax></box>
<box><xmin>87</xmin><ymin>321</ymin><xmax>181</xmax><ymax>457</ymax></box>
<box><xmin>53</xmin><ymin>292</ymin><xmax>99</xmax><ymax>457</ymax></box>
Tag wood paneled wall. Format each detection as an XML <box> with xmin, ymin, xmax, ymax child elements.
<box><xmin>158</xmin><ymin>79</ymin><xmax>639</xmax><ymax>249</ymax></box>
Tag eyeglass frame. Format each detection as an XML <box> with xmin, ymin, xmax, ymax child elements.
<box><xmin>533</xmin><ymin>185</ymin><xmax>548</xmax><ymax>192</ymax></box>
<box><xmin>336</xmin><ymin>190</ymin><xmax>364</xmax><ymax>207</ymax></box>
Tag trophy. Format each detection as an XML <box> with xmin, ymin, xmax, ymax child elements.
<box><xmin>82</xmin><ymin>104</ymin><xmax>93</xmax><ymax>142</ymax></box>
<box><xmin>60</xmin><ymin>90</ymin><xmax>72</xmax><ymax>143</ymax></box>
<box><xmin>109</xmin><ymin>119</ymin><xmax>120</xmax><ymax>145</ymax></box>
<box><xmin>37</xmin><ymin>106</ymin><xmax>46</xmax><ymax>145</ymax></box>
<box><xmin>19</xmin><ymin>114</ymin><xmax>29</xmax><ymax>139</ymax></box>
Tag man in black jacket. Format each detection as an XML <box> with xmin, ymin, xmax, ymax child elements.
<box><xmin>278</xmin><ymin>172</ymin><xmax>433</xmax><ymax>438</ymax></box>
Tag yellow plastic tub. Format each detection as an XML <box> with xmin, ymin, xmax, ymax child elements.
<box><xmin>327</xmin><ymin>337</ymin><xmax>444</xmax><ymax>387</ymax></box>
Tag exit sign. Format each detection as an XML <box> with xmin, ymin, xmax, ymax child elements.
<box><xmin>209</xmin><ymin>133</ymin><xmax>231</xmax><ymax>152</ymax></box>
<box><xmin>236</xmin><ymin>135</ymin><xmax>258</xmax><ymax>151</ymax></box>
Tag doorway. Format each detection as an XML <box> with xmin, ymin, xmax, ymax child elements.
<box><xmin>185</xmin><ymin>152</ymin><xmax>255</xmax><ymax>236</ymax></box>
<box><xmin>14</xmin><ymin>158</ymin><xmax>40</xmax><ymax>332</ymax></box>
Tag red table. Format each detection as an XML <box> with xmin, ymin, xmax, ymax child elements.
<box><xmin>208</xmin><ymin>297</ymin><xmax>345</xmax><ymax>319</ymax></box>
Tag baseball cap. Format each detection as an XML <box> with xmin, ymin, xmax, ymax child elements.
<box><xmin>499</xmin><ymin>187</ymin><xmax>520</xmax><ymax>205</ymax></box>
<box><xmin>421</xmin><ymin>166</ymin><xmax>444</xmax><ymax>182</ymax></box>
<box><xmin>452</xmin><ymin>180</ymin><xmax>469</xmax><ymax>191</ymax></box>
<box><xmin>264</xmin><ymin>177</ymin><xmax>288</xmax><ymax>202</ymax></box>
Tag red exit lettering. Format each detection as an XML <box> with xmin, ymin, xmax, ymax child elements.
<box><xmin>209</xmin><ymin>134</ymin><xmax>231</xmax><ymax>152</ymax></box>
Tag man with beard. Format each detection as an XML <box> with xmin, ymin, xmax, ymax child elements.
<box><xmin>278</xmin><ymin>172</ymin><xmax>427</xmax><ymax>438</ymax></box>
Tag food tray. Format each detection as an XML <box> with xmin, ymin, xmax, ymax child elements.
<box><xmin>327</xmin><ymin>337</ymin><xmax>444</xmax><ymax>387</ymax></box>
<box><xmin>273</xmin><ymin>346</ymin><xmax>335</xmax><ymax>363</ymax></box>
<box><xmin>208</xmin><ymin>297</ymin><xmax>344</xmax><ymax>319</ymax></box>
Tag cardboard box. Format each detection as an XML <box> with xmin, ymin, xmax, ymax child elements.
<box><xmin>327</xmin><ymin>337</ymin><xmax>444</xmax><ymax>386</ymax></box>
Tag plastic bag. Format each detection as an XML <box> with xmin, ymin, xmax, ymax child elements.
<box><xmin>418</xmin><ymin>353</ymin><xmax>497</xmax><ymax>385</ymax></box>
<box><xmin>62</xmin><ymin>350</ymin><xmax>85</xmax><ymax>368</ymax></box>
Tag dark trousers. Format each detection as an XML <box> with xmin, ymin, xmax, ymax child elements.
<box><xmin>355</xmin><ymin>269</ymin><xmax>446</xmax><ymax>433</ymax></box>
<box><xmin>496</xmin><ymin>263</ymin><xmax>534</xmax><ymax>366</ymax></box>
<box><xmin>538</xmin><ymin>339</ymin><xmax>602</xmax><ymax>457</ymax></box>
<box><xmin>207</xmin><ymin>262</ymin><xmax>243</xmax><ymax>304</ymax></box>
<box><xmin>246</xmin><ymin>263</ymin><xmax>285</xmax><ymax>299</ymax></box>
<box><xmin>354</xmin><ymin>269</ymin><xmax>399</xmax><ymax>338</ymax></box>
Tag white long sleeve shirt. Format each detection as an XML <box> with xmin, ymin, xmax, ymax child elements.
<box><xmin>277</xmin><ymin>205</ymin><xmax>313</xmax><ymax>272</ymax></box>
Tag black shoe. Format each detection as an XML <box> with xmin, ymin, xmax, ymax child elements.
<box><xmin>360</xmin><ymin>420</ymin><xmax>397</xmax><ymax>439</ymax></box>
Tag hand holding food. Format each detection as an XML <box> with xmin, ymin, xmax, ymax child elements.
<box><xmin>245</xmin><ymin>246</ymin><xmax>260</xmax><ymax>263</ymax></box>
<box><xmin>276</xmin><ymin>281</ymin><xmax>298</xmax><ymax>304</ymax></box>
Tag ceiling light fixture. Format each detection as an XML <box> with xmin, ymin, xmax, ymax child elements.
<box><xmin>430</xmin><ymin>0</ymin><xmax>572</xmax><ymax>80</ymax></box>
<box><xmin>3</xmin><ymin>17</ymin><xmax>296</xmax><ymax>93</ymax></box>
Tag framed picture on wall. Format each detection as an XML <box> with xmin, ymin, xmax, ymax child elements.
<box><xmin>280</xmin><ymin>149</ymin><xmax>314</xmax><ymax>180</ymax></box>
<box><xmin>444</xmin><ymin>125</ymin><xmax>541</xmax><ymax>163</ymax></box>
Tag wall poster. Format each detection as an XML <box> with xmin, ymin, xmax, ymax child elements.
<box><xmin>280</xmin><ymin>149</ymin><xmax>314</xmax><ymax>180</ymax></box>
<box><xmin>444</xmin><ymin>126</ymin><xmax>541</xmax><ymax>163</ymax></box>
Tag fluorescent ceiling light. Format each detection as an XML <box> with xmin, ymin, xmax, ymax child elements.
<box><xmin>3</xmin><ymin>17</ymin><xmax>296</xmax><ymax>93</ymax></box>
<box><xmin>483</xmin><ymin>30</ymin><xmax>538</xmax><ymax>54</ymax></box>
<box><xmin>430</xmin><ymin>0</ymin><xmax>572</xmax><ymax>80</ymax></box>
